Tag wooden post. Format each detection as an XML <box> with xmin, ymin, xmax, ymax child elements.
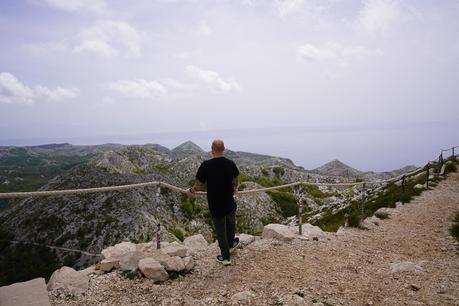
<box><xmin>400</xmin><ymin>175</ymin><xmax>405</xmax><ymax>204</ymax></box>
<box><xmin>439</xmin><ymin>152</ymin><xmax>443</xmax><ymax>166</ymax></box>
<box><xmin>425</xmin><ymin>164</ymin><xmax>430</xmax><ymax>189</ymax></box>
<box><xmin>298</xmin><ymin>201</ymin><xmax>303</xmax><ymax>236</ymax></box>
<box><xmin>360</xmin><ymin>183</ymin><xmax>366</xmax><ymax>224</ymax></box>
<box><xmin>156</xmin><ymin>186</ymin><xmax>161</xmax><ymax>250</ymax></box>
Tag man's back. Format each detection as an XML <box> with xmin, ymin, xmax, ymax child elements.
<box><xmin>196</xmin><ymin>156</ymin><xmax>239</xmax><ymax>218</ymax></box>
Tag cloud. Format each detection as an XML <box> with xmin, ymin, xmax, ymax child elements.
<box><xmin>74</xmin><ymin>20</ymin><xmax>141</xmax><ymax>58</ymax></box>
<box><xmin>196</xmin><ymin>20</ymin><xmax>212</xmax><ymax>36</ymax></box>
<box><xmin>43</xmin><ymin>0</ymin><xmax>108</xmax><ymax>15</ymax></box>
<box><xmin>297</xmin><ymin>42</ymin><xmax>378</xmax><ymax>67</ymax></box>
<box><xmin>356</xmin><ymin>0</ymin><xmax>422</xmax><ymax>34</ymax></box>
<box><xmin>105</xmin><ymin>78</ymin><xmax>196</xmax><ymax>101</ymax></box>
<box><xmin>0</xmin><ymin>72</ymin><xmax>78</xmax><ymax>105</ymax></box>
<box><xmin>186</xmin><ymin>65</ymin><xmax>241</xmax><ymax>93</ymax></box>
<box><xmin>106</xmin><ymin>79</ymin><xmax>167</xmax><ymax>99</ymax></box>
<box><xmin>275</xmin><ymin>0</ymin><xmax>304</xmax><ymax>18</ymax></box>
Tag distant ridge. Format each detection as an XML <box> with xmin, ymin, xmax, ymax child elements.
<box><xmin>311</xmin><ymin>159</ymin><xmax>362</xmax><ymax>177</ymax></box>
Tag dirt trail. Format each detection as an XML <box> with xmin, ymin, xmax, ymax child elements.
<box><xmin>52</xmin><ymin>173</ymin><xmax>459</xmax><ymax>306</ymax></box>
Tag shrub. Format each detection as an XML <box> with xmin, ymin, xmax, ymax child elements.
<box><xmin>375</xmin><ymin>211</ymin><xmax>389</xmax><ymax>219</ymax></box>
<box><xmin>302</xmin><ymin>185</ymin><xmax>327</xmax><ymax>198</ymax></box>
<box><xmin>180</xmin><ymin>194</ymin><xmax>196</xmax><ymax>219</ymax></box>
<box><xmin>170</xmin><ymin>227</ymin><xmax>185</xmax><ymax>241</ymax></box>
<box><xmin>445</xmin><ymin>162</ymin><xmax>457</xmax><ymax>174</ymax></box>
<box><xmin>450</xmin><ymin>212</ymin><xmax>459</xmax><ymax>244</ymax></box>
<box><xmin>347</xmin><ymin>212</ymin><xmax>361</xmax><ymax>227</ymax></box>
<box><xmin>267</xmin><ymin>191</ymin><xmax>298</xmax><ymax>217</ymax></box>
<box><xmin>272</xmin><ymin>166</ymin><xmax>285</xmax><ymax>178</ymax></box>
<box><xmin>261</xmin><ymin>168</ymin><xmax>269</xmax><ymax>176</ymax></box>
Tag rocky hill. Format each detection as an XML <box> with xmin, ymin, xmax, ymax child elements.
<box><xmin>312</xmin><ymin>159</ymin><xmax>417</xmax><ymax>180</ymax></box>
<box><xmin>0</xmin><ymin>141</ymin><xmax>421</xmax><ymax>287</ymax></box>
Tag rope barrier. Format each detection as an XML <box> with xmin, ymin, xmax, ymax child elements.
<box><xmin>441</xmin><ymin>145</ymin><xmax>459</xmax><ymax>152</ymax></box>
<box><xmin>0</xmin><ymin>164</ymin><xmax>428</xmax><ymax>199</ymax></box>
<box><xmin>9</xmin><ymin>240</ymin><xmax>101</xmax><ymax>257</ymax></box>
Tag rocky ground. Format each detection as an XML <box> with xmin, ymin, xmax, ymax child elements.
<box><xmin>50</xmin><ymin>172</ymin><xmax>459</xmax><ymax>306</ymax></box>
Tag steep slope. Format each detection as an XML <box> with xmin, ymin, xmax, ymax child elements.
<box><xmin>50</xmin><ymin>172</ymin><xmax>459</xmax><ymax>306</ymax></box>
<box><xmin>0</xmin><ymin>144</ymin><xmax>285</xmax><ymax>285</ymax></box>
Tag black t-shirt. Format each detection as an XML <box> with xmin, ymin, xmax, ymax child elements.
<box><xmin>195</xmin><ymin>156</ymin><xmax>239</xmax><ymax>218</ymax></box>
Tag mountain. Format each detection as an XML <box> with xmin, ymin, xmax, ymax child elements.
<box><xmin>0</xmin><ymin>142</ymin><xmax>418</xmax><ymax>286</ymax></box>
<box><xmin>171</xmin><ymin>141</ymin><xmax>206</xmax><ymax>158</ymax></box>
<box><xmin>311</xmin><ymin>159</ymin><xmax>418</xmax><ymax>180</ymax></box>
<box><xmin>311</xmin><ymin>159</ymin><xmax>362</xmax><ymax>177</ymax></box>
<box><xmin>0</xmin><ymin>143</ymin><xmax>294</xmax><ymax>285</ymax></box>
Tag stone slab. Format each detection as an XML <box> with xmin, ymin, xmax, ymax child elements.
<box><xmin>0</xmin><ymin>278</ymin><xmax>51</xmax><ymax>306</ymax></box>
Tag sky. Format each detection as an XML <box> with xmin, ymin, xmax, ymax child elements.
<box><xmin>0</xmin><ymin>0</ymin><xmax>458</xmax><ymax>171</ymax></box>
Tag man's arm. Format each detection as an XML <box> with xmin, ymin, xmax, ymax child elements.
<box><xmin>189</xmin><ymin>180</ymin><xmax>204</xmax><ymax>194</ymax></box>
<box><xmin>232</xmin><ymin>176</ymin><xmax>238</xmax><ymax>193</ymax></box>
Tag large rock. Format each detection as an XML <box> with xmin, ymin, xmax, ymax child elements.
<box><xmin>289</xmin><ymin>223</ymin><xmax>327</xmax><ymax>240</ymax></box>
<box><xmin>183</xmin><ymin>234</ymin><xmax>208</xmax><ymax>252</ymax></box>
<box><xmin>183</xmin><ymin>256</ymin><xmax>195</xmax><ymax>272</ymax></box>
<box><xmin>158</xmin><ymin>255</ymin><xmax>185</xmax><ymax>272</ymax></box>
<box><xmin>0</xmin><ymin>278</ymin><xmax>50</xmax><ymax>306</ymax></box>
<box><xmin>414</xmin><ymin>184</ymin><xmax>425</xmax><ymax>190</ymax></box>
<box><xmin>98</xmin><ymin>258</ymin><xmax>120</xmax><ymax>272</ymax></box>
<box><xmin>231</xmin><ymin>291</ymin><xmax>256</xmax><ymax>305</ymax></box>
<box><xmin>138</xmin><ymin>258</ymin><xmax>169</xmax><ymax>282</ymax></box>
<box><xmin>118</xmin><ymin>251</ymin><xmax>147</xmax><ymax>272</ymax></box>
<box><xmin>47</xmin><ymin>266</ymin><xmax>89</xmax><ymax>295</ymax></box>
<box><xmin>262</xmin><ymin>224</ymin><xmax>295</xmax><ymax>241</ymax></box>
<box><xmin>389</xmin><ymin>261</ymin><xmax>425</xmax><ymax>274</ymax></box>
<box><xmin>101</xmin><ymin>241</ymin><xmax>136</xmax><ymax>260</ymax></box>
<box><xmin>161</xmin><ymin>242</ymin><xmax>189</xmax><ymax>257</ymax></box>
<box><xmin>238</xmin><ymin>233</ymin><xmax>256</xmax><ymax>247</ymax></box>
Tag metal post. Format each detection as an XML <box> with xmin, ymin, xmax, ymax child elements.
<box><xmin>298</xmin><ymin>200</ymin><xmax>303</xmax><ymax>236</ymax></box>
<box><xmin>439</xmin><ymin>152</ymin><xmax>443</xmax><ymax>166</ymax></box>
<box><xmin>425</xmin><ymin>164</ymin><xmax>430</xmax><ymax>189</ymax></box>
<box><xmin>360</xmin><ymin>183</ymin><xmax>366</xmax><ymax>224</ymax></box>
<box><xmin>400</xmin><ymin>176</ymin><xmax>405</xmax><ymax>204</ymax></box>
<box><xmin>156</xmin><ymin>186</ymin><xmax>161</xmax><ymax>250</ymax></box>
<box><xmin>453</xmin><ymin>147</ymin><xmax>455</xmax><ymax>159</ymax></box>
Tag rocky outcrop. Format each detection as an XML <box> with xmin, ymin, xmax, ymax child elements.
<box><xmin>47</xmin><ymin>267</ymin><xmax>89</xmax><ymax>295</ymax></box>
<box><xmin>183</xmin><ymin>234</ymin><xmax>208</xmax><ymax>253</ymax></box>
<box><xmin>262</xmin><ymin>224</ymin><xmax>296</xmax><ymax>241</ymax></box>
<box><xmin>138</xmin><ymin>258</ymin><xmax>168</xmax><ymax>282</ymax></box>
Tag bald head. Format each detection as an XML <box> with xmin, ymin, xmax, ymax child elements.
<box><xmin>211</xmin><ymin>139</ymin><xmax>225</xmax><ymax>155</ymax></box>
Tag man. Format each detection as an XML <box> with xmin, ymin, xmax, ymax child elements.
<box><xmin>188</xmin><ymin>139</ymin><xmax>240</xmax><ymax>266</ymax></box>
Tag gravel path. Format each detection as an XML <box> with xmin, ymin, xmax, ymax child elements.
<box><xmin>51</xmin><ymin>172</ymin><xmax>459</xmax><ymax>306</ymax></box>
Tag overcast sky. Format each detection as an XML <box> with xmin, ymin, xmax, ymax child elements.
<box><xmin>0</xmin><ymin>0</ymin><xmax>458</xmax><ymax>170</ymax></box>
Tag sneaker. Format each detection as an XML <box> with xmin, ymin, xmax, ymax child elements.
<box><xmin>230</xmin><ymin>237</ymin><xmax>240</xmax><ymax>254</ymax></box>
<box><xmin>216</xmin><ymin>255</ymin><xmax>231</xmax><ymax>266</ymax></box>
<box><xmin>231</xmin><ymin>237</ymin><xmax>240</xmax><ymax>249</ymax></box>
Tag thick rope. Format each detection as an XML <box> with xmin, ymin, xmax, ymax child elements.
<box><xmin>0</xmin><ymin>164</ymin><xmax>429</xmax><ymax>199</ymax></box>
<box><xmin>9</xmin><ymin>240</ymin><xmax>101</xmax><ymax>257</ymax></box>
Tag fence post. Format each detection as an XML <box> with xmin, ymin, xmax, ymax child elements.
<box><xmin>439</xmin><ymin>152</ymin><xmax>443</xmax><ymax>166</ymax></box>
<box><xmin>360</xmin><ymin>183</ymin><xmax>366</xmax><ymax>225</ymax></box>
<box><xmin>425</xmin><ymin>164</ymin><xmax>430</xmax><ymax>189</ymax></box>
<box><xmin>156</xmin><ymin>186</ymin><xmax>161</xmax><ymax>250</ymax></box>
<box><xmin>400</xmin><ymin>175</ymin><xmax>405</xmax><ymax>204</ymax></box>
<box><xmin>298</xmin><ymin>200</ymin><xmax>303</xmax><ymax>236</ymax></box>
<box><xmin>453</xmin><ymin>147</ymin><xmax>455</xmax><ymax>159</ymax></box>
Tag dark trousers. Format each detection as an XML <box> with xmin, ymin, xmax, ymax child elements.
<box><xmin>212</xmin><ymin>209</ymin><xmax>236</xmax><ymax>260</ymax></box>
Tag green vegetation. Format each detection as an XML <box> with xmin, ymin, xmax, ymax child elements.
<box><xmin>272</xmin><ymin>166</ymin><xmax>285</xmax><ymax>178</ymax></box>
<box><xmin>170</xmin><ymin>227</ymin><xmax>185</xmax><ymax>241</ymax></box>
<box><xmin>0</xmin><ymin>148</ymin><xmax>93</xmax><ymax>208</ymax></box>
<box><xmin>375</xmin><ymin>211</ymin><xmax>390</xmax><ymax>219</ymax></box>
<box><xmin>450</xmin><ymin>212</ymin><xmax>459</xmax><ymax>247</ymax></box>
<box><xmin>0</xmin><ymin>228</ymin><xmax>60</xmax><ymax>286</ymax></box>
<box><xmin>267</xmin><ymin>190</ymin><xmax>298</xmax><ymax>217</ymax></box>
<box><xmin>180</xmin><ymin>193</ymin><xmax>202</xmax><ymax>219</ymax></box>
